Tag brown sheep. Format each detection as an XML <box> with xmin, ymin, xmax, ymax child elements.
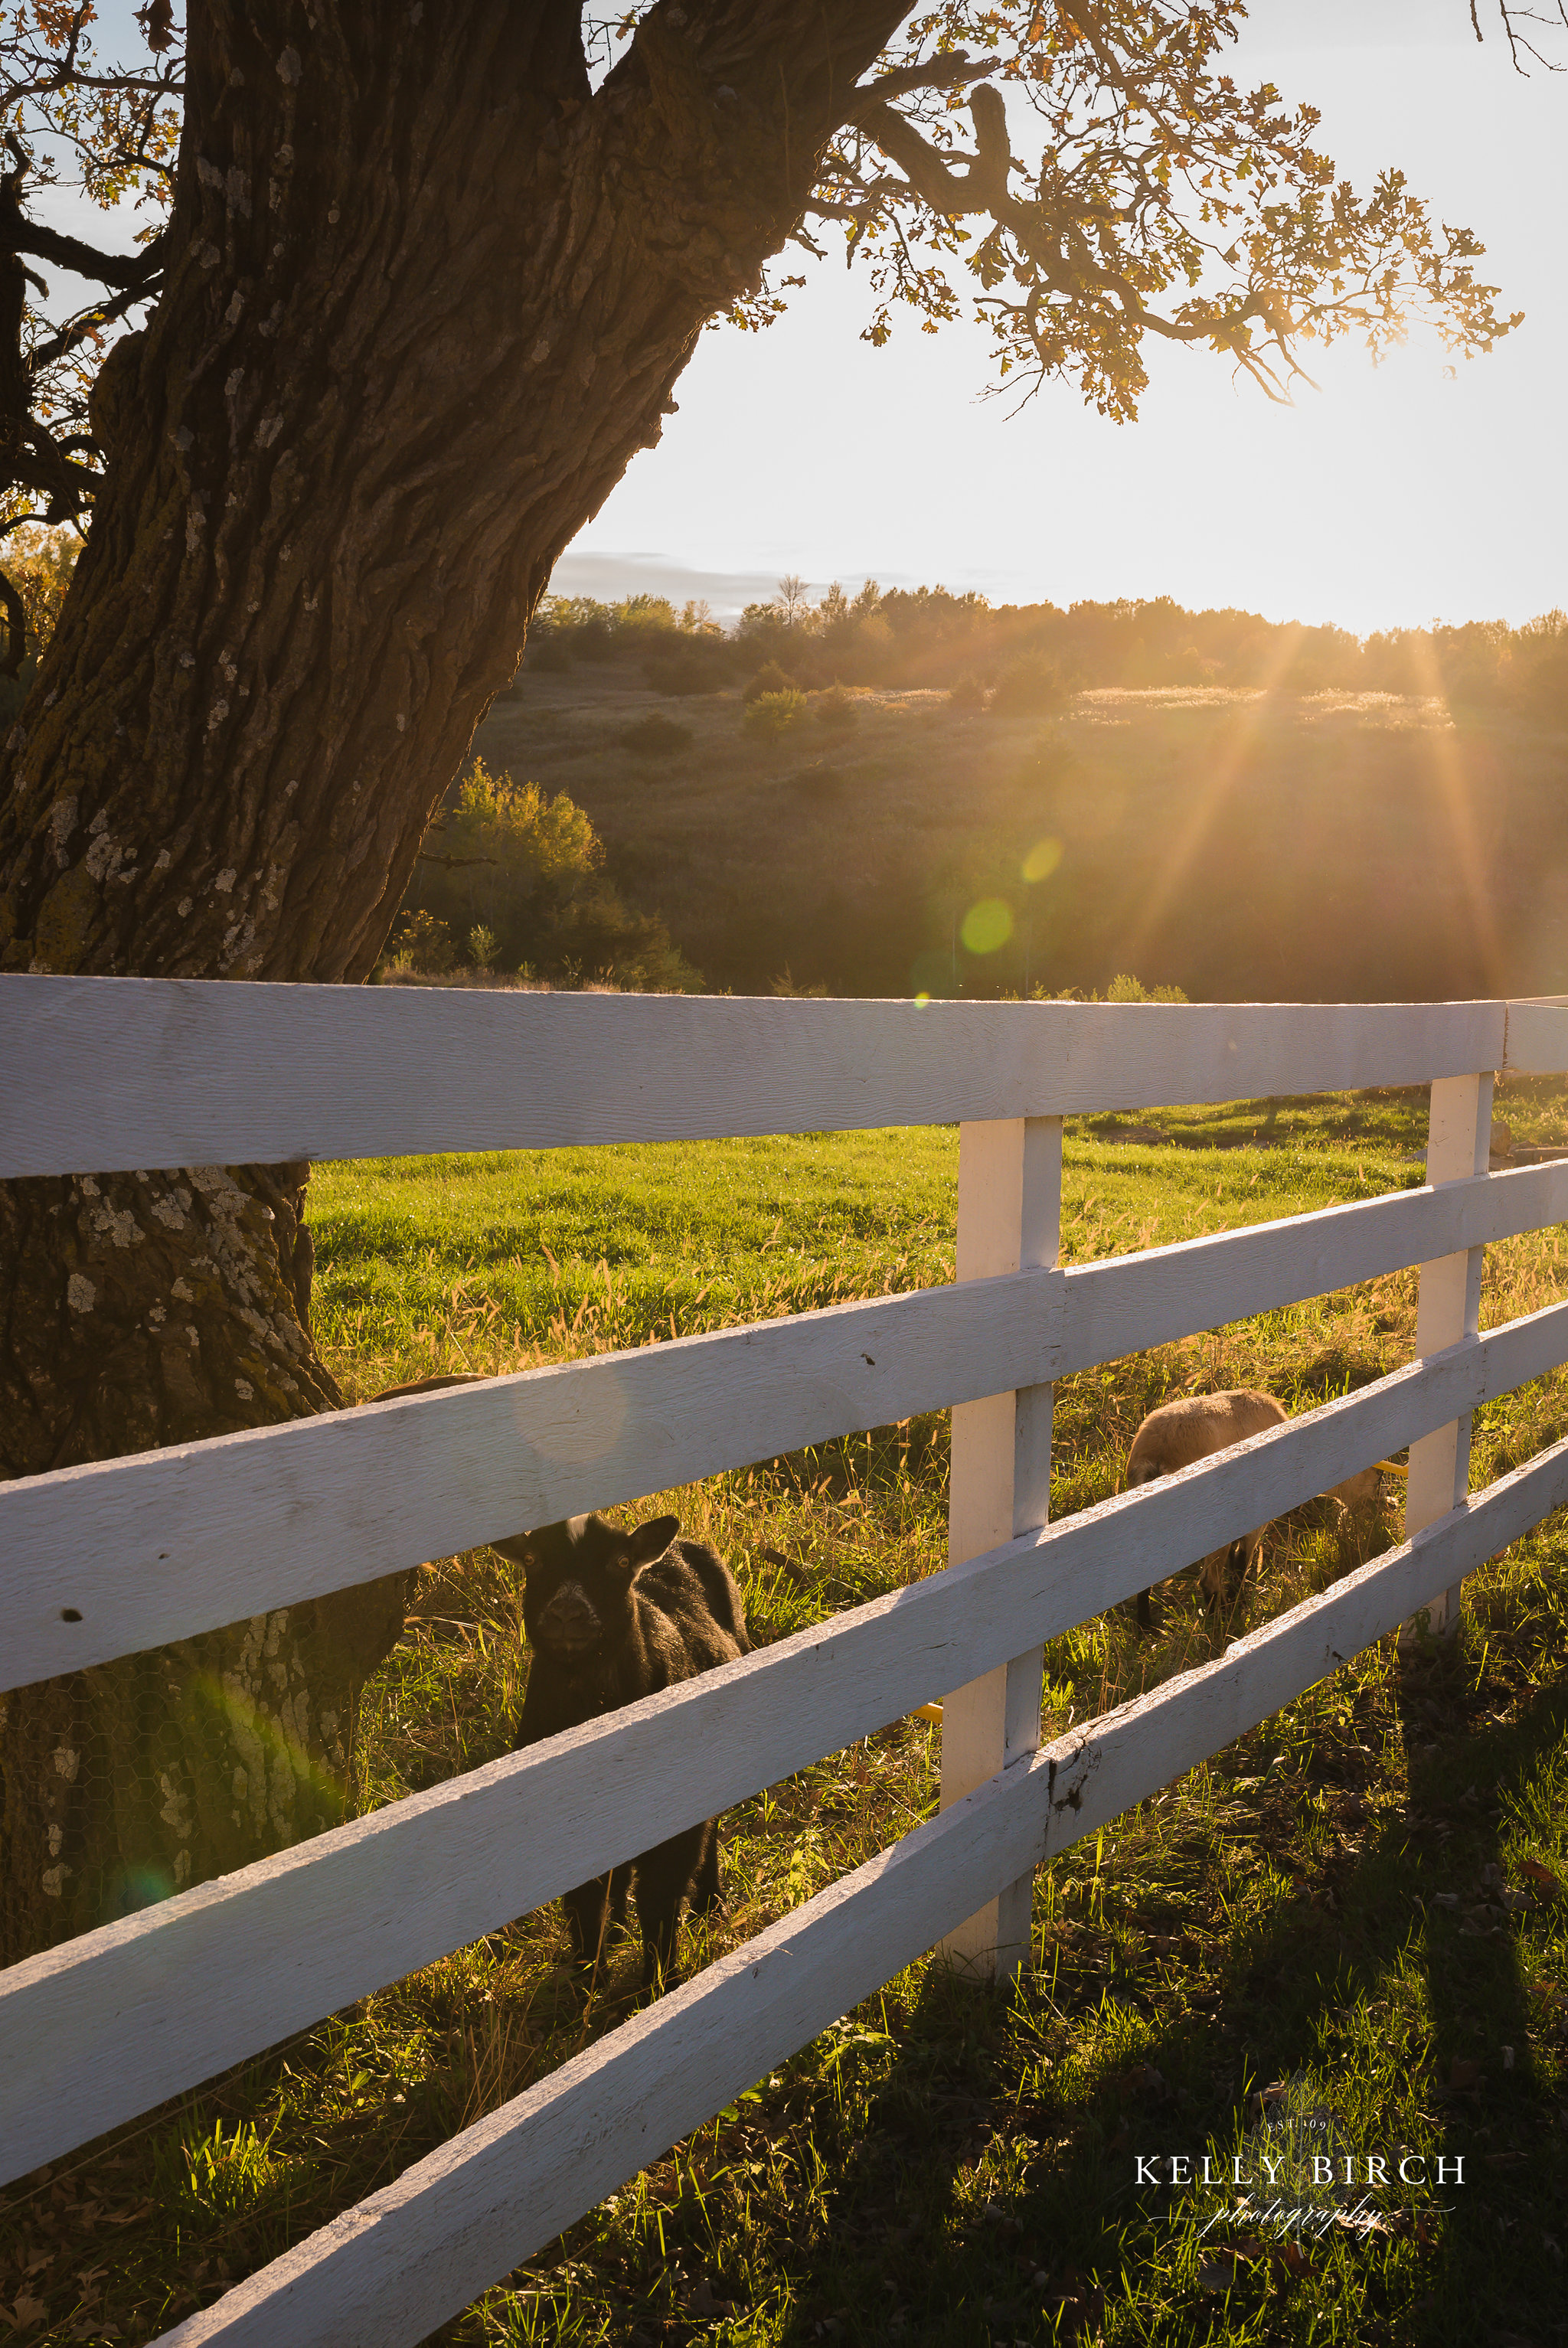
<box><xmin>1125</xmin><ymin>1389</ymin><xmax>1286</xmax><ymax>1628</ymax></box>
<box><xmin>1125</xmin><ymin>1389</ymin><xmax>1389</xmax><ymax>1628</ymax></box>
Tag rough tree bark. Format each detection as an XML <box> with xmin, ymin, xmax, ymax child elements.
<box><xmin>0</xmin><ymin>0</ymin><xmax>906</xmax><ymax>1960</ymax></box>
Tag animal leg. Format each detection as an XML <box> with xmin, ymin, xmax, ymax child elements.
<box><xmin>1204</xmin><ymin>1533</ymin><xmax>1258</xmax><ymax>1622</ymax></box>
<box><xmin>608</xmin><ymin>1863</ymin><xmax>632</xmax><ymax>1930</ymax></box>
<box><xmin>686</xmin><ymin>1821</ymin><xmax>722</xmax><ymax>1918</ymax></box>
<box><xmin>562</xmin><ymin>1876</ymin><xmax>612</xmax><ymax>1974</ymax></box>
<box><xmin>1224</xmin><ymin>1535</ymin><xmax>1250</xmax><ymax>1603</ymax></box>
<box><xmin>634</xmin><ymin>1821</ymin><xmax>708</xmax><ymax>1990</ymax></box>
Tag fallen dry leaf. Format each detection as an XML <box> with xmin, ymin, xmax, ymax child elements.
<box><xmin>1271</xmin><ymin>2240</ymin><xmax>1312</xmax><ymax>2284</ymax></box>
<box><xmin>1116</xmin><ymin>2062</ymin><xmax>1168</xmax><ymax>2101</ymax></box>
<box><xmin>1040</xmin><ymin>2271</ymin><xmax>1103</xmax><ymax>2340</ymax></box>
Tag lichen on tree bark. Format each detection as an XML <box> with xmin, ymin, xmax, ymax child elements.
<box><xmin>0</xmin><ymin>0</ymin><xmax>906</xmax><ymax>1961</ymax></box>
<box><xmin>0</xmin><ymin>1156</ymin><xmax>407</xmax><ymax>1960</ymax></box>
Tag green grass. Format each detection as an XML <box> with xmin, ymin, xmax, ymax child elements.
<box><xmin>5</xmin><ymin>1088</ymin><xmax>1568</xmax><ymax>2346</ymax></box>
<box><xmin>310</xmin><ymin>1085</ymin><xmax>1460</xmax><ymax>1395</ymax></box>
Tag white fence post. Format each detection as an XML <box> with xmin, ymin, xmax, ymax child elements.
<box><xmin>938</xmin><ymin>1115</ymin><xmax>1063</xmax><ymax>1978</ymax></box>
<box><xmin>1403</xmin><ymin>1071</ymin><xmax>1494</xmax><ymax>1636</ymax></box>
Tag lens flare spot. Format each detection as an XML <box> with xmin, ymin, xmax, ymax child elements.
<box><xmin>961</xmin><ymin>899</ymin><xmax>1014</xmax><ymax>956</ymax></box>
<box><xmin>1021</xmin><ymin>837</ymin><xmax>1063</xmax><ymax>883</ymax></box>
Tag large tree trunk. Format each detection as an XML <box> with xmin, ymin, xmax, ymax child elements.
<box><xmin>0</xmin><ymin>0</ymin><xmax>903</xmax><ymax>1959</ymax></box>
<box><xmin>0</xmin><ymin>1159</ymin><xmax>413</xmax><ymax>1958</ymax></box>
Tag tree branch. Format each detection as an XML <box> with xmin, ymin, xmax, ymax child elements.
<box><xmin>1473</xmin><ymin>0</ymin><xmax>1568</xmax><ymax>70</ymax></box>
<box><xmin>29</xmin><ymin>276</ymin><xmax>161</xmax><ymax>370</ymax></box>
<box><xmin>7</xmin><ymin>220</ymin><xmax>162</xmax><ymax>292</ymax></box>
<box><xmin>859</xmin><ymin>100</ymin><xmax>985</xmax><ymax>212</ymax></box>
<box><xmin>841</xmin><ymin>51</ymin><xmax>1000</xmax><ymax>122</ymax></box>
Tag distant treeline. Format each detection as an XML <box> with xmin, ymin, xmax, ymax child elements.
<box><xmin>526</xmin><ymin>581</ymin><xmax>1568</xmax><ymax>719</ymax></box>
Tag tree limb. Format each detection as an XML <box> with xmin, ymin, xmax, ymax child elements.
<box><xmin>28</xmin><ymin>276</ymin><xmax>161</xmax><ymax>370</ymax></box>
<box><xmin>841</xmin><ymin>51</ymin><xmax>1000</xmax><ymax>120</ymax></box>
<box><xmin>7</xmin><ymin>220</ymin><xmax>162</xmax><ymax>290</ymax></box>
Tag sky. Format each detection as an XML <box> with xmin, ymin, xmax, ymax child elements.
<box><xmin>562</xmin><ymin>1</ymin><xmax>1566</xmax><ymax>633</ymax></box>
<box><xmin>24</xmin><ymin>4</ymin><xmax>1564</xmax><ymax>636</ymax></box>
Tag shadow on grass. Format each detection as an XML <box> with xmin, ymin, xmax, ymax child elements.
<box><xmin>761</xmin><ymin>1640</ymin><xmax>1567</xmax><ymax>2348</ymax></box>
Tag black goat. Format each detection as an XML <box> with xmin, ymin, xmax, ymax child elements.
<box><xmin>495</xmin><ymin>1510</ymin><xmax>750</xmax><ymax>1988</ymax></box>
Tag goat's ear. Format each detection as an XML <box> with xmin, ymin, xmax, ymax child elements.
<box><xmin>624</xmin><ymin>1514</ymin><xmax>680</xmax><ymax>1572</ymax></box>
<box><xmin>491</xmin><ymin>1533</ymin><xmax>534</xmax><ymax>1568</ymax></box>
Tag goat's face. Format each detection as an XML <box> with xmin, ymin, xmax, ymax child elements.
<box><xmin>495</xmin><ymin>1512</ymin><xmax>680</xmax><ymax>1661</ymax></box>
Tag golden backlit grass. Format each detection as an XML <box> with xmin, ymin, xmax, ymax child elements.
<box><xmin>5</xmin><ymin>1092</ymin><xmax>1567</xmax><ymax>2346</ymax></box>
<box><xmin>471</xmin><ymin>674</ymin><xmax>1568</xmax><ymax>1006</ymax></box>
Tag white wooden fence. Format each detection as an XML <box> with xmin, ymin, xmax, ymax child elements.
<box><xmin>3</xmin><ymin>977</ymin><xmax>1568</xmax><ymax>2347</ymax></box>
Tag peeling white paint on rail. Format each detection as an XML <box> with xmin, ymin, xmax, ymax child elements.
<box><xmin>0</xmin><ymin>978</ymin><xmax>1508</xmax><ymax>1176</ymax></box>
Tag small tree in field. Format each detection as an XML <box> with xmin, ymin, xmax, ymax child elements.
<box><xmin>0</xmin><ymin>0</ymin><xmax>1543</xmax><ymax>1957</ymax></box>
<box><xmin>743</xmin><ymin>686</ymin><xmax>808</xmax><ymax>741</ymax></box>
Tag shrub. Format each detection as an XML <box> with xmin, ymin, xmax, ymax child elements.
<box><xmin>619</xmin><ymin>711</ymin><xmax>694</xmax><ymax>757</ymax></box>
<box><xmin>412</xmin><ymin>760</ymin><xmax>599</xmax><ymax>952</ymax></box>
<box><xmin>468</xmin><ymin>924</ymin><xmax>499</xmax><ymax>968</ymax></box>
<box><xmin>571</xmin><ymin>612</ymin><xmax>616</xmax><ymax>661</ymax></box>
<box><xmin>947</xmin><ymin>672</ymin><xmax>988</xmax><ymax>713</ymax></box>
<box><xmin>988</xmin><ymin>655</ymin><xmax>1074</xmax><ymax>718</ymax></box>
<box><xmin>388</xmin><ymin>909</ymin><xmax>456</xmax><ymax>974</ymax></box>
<box><xmin>529</xmin><ymin>635</ymin><xmax>573</xmax><ymax>672</ymax></box>
<box><xmin>537</xmin><ymin>887</ymin><xmax>703</xmax><ymax>992</ymax></box>
<box><xmin>813</xmin><ymin>684</ymin><xmax>858</xmax><ymax>735</ymax></box>
<box><xmin>1106</xmin><ymin>972</ymin><xmax>1187</xmax><ymax>1003</ymax></box>
<box><xmin>743</xmin><ymin>658</ymin><xmax>797</xmax><ymax>703</ymax></box>
<box><xmin>743</xmin><ymin>688</ymin><xmax>808</xmax><ymax>742</ymax></box>
<box><xmin>397</xmin><ymin>759</ymin><xmax>603</xmax><ymax>968</ymax></box>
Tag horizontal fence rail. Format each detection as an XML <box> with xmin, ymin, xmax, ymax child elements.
<box><xmin>0</xmin><ymin>979</ymin><xmax>1534</xmax><ymax>1178</ymax></box>
<box><xmin>153</xmin><ymin>1429</ymin><xmax>1568</xmax><ymax>2348</ymax></box>
<box><xmin>8</xmin><ymin>1298</ymin><xmax>1568</xmax><ymax>2184</ymax></box>
<box><xmin>8</xmin><ymin>1156</ymin><xmax>1568</xmax><ymax>1690</ymax></box>
<box><xmin>1501</xmin><ymin>997</ymin><xmax>1568</xmax><ymax>1076</ymax></box>
<box><xmin>1054</xmin><ymin>1156</ymin><xmax>1568</xmax><ymax>1374</ymax></box>
<box><xmin>8</xmin><ymin>978</ymin><xmax>1568</xmax><ymax>2343</ymax></box>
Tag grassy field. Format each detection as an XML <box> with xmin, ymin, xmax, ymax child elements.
<box><xmin>5</xmin><ymin>1086</ymin><xmax>1568</xmax><ymax>2346</ymax></box>
<box><xmin>471</xmin><ymin>673</ymin><xmax>1568</xmax><ymax>1007</ymax></box>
